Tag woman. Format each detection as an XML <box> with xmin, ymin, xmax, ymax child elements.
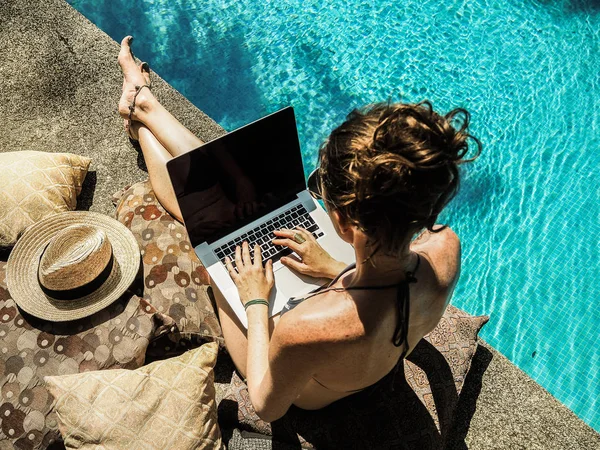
<box><xmin>118</xmin><ymin>36</ymin><xmax>481</xmax><ymax>422</ymax></box>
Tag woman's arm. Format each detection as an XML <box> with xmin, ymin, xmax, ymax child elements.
<box><xmin>247</xmin><ymin>312</ymin><xmax>327</xmax><ymax>422</ymax></box>
<box><xmin>225</xmin><ymin>242</ymin><xmax>326</xmax><ymax>422</ymax></box>
<box><xmin>245</xmin><ymin>309</ymin><xmax>323</xmax><ymax>422</ymax></box>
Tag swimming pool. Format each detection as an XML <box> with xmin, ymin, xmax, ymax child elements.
<box><xmin>67</xmin><ymin>0</ymin><xmax>600</xmax><ymax>431</ymax></box>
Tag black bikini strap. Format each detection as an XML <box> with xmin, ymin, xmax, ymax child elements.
<box><xmin>302</xmin><ymin>254</ymin><xmax>421</xmax><ymax>301</ymax></box>
<box><xmin>389</xmin><ymin>253</ymin><xmax>421</xmax><ymax>391</ymax></box>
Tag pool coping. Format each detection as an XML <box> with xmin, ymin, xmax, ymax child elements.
<box><xmin>0</xmin><ymin>0</ymin><xmax>598</xmax><ymax>448</ymax></box>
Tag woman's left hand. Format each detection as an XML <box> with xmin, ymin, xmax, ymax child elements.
<box><xmin>225</xmin><ymin>242</ymin><xmax>274</xmax><ymax>305</ymax></box>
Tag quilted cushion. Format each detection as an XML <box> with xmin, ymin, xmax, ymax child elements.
<box><xmin>113</xmin><ymin>180</ymin><xmax>223</xmax><ymax>356</ymax></box>
<box><xmin>0</xmin><ymin>261</ymin><xmax>174</xmax><ymax>449</ymax></box>
<box><xmin>219</xmin><ymin>305</ymin><xmax>489</xmax><ymax>450</ymax></box>
<box><xmin>0</xmin><ymin>151</ymin><xmax>91</xmax><ymax>248</ymax></box>
<box><xmin>45</xmin><ymin>342</ymin><xmax>223</xmax><ymax>450</ymax></box>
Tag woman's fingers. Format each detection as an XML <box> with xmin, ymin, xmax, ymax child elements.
<box><xmin>273</xmin><ymin>228</ymin><xmax>296</xmax><ymax>238</ymax></box>
<box><xmin>272</xmin><ymin>238</ymin><xmax>302</xmax><ymax>253</ymax></box>
<box><xmin>272</xmin><ymin>229</ymin><xmax>305</xmax><ymax>252</ymax></box>
<box><xmin>281</xmin><ymin>254</ymin><xmax>309</xmax><ymax>274</ymax></box>
<box><xmin>253</xmin><ymin>244</ymin><xmax>262</xmax><ymax>267</ymax></box>
<box><xmin>294</xmin><ymin>226</ymin><xmax>316</xmax><ymax>242</ymax></box>
<box><xmin>265</xmin><ymin>260</ymin><xmax>274</xmax><ymax>286</ymax></box>
<box><xmin>274</xmin><ymin>227</ymin><xmax>313</xmax><ymax>240</ymax></box>
<box><xmin>224</xmin><ymin>256</ymin><xmax>239</xmax><ymax>281</ymax></box>
<box><xmin>234</xmin><ymin>244</ymin><xmax>243</xmax><ymax>269</ymax></box>
<box><xmin>241</xmin><ymin>241</ymin><xmax>252</xmax><ymax>266</ymax></box>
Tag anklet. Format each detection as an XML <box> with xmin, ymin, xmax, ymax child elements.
<box><xmin>128</xmin><ymin>84</ymin><xmax>151</xmax><ymax>122</ymax></box>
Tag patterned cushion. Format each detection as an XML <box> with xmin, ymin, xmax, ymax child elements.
<box><xmin>113</xmin><ymin>180</ymin><xmax>223</xmax><ymax>356</ymax></box>
<box><xmin>0</xmin><ymin>151</ymin><xmax>91</xmax><ymax>248</ymax></box>
<box><xmin>0</xmin><ymin>261</ymin><xmax>174</xmax><ymax>449</ymax></box>
<box><xmin>219</xmin><ymin>305</ymin><xmax>489</xmax><ymax>450</ymax></box>
<box><xmin>45</xmin><ymin>342</ymin><xmax>223</xmax><ymax>450</ymax></box>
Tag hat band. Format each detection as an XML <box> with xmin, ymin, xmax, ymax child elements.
<box><xmin>38</xmin><ymin>254</ymin><xmax>115</xmax><ymax>301</ymax></box>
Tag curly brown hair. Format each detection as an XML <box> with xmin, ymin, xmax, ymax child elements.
<box><xmin>318</xmin><ymin>100</ymin><xmax>481</xmax><ymax>256</ymax></box>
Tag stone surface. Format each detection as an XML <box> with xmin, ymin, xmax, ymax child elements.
<box><xmin>0</xmin><ymin>0</ymin><xmax>224</xmax><ymax>222</ymax></box>
<box><xmin>446</xmin><ymin>341</ymin><xmax>599</xmax><ymax>449</ymax></box>
<box><xmin>0</xmin><ymin>0</ymin><xmax>598</xmax><ymax>448</ymax></box>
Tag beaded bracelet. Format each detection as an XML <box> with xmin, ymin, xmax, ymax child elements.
<box><xmin>244</xmin><ymin>299</ymin><xmax>269</xmax><ymax>310</ymax></box>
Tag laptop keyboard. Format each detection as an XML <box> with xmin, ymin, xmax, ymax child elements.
<box><xmin>214</xmin><ymin>204</ymin><xmax>324</xmax><ymax>267</ymax></box>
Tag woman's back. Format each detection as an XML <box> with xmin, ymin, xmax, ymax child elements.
<box><xmin>276</xmin><ymin>227</ymin><xmax>461</xmax><ymax>409</ymax></box>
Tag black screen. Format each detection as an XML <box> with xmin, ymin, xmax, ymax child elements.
<box><xmin>167</xmin><ymin>107</ymin><xmax>306</xmax><ymax>247</ymax></box>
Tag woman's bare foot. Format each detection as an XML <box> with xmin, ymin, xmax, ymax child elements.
<box><xmin>118</xmin><ymin>36</ymin><xmax>154</xmax><ymax>131</ymax></box>
<box><xmin>116</xmin><ymin>36</ymin><xmax>204</xmax><ymax>156</ymax></box>
<box><xmin>125</xmin><ymin>119</ymin><xmax>142</xmax><ymax>142</ymax></box>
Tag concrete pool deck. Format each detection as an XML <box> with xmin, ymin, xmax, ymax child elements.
<box><xmin>0</xmin><ymin>0</ymin><xmax>598</xmax><ymax>448</ymax></box>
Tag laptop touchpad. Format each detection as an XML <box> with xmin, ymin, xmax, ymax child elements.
<box><xmin>274</xmin><ymin>265</ymin><xmax>325</xmax><ymax>298</ymax></box>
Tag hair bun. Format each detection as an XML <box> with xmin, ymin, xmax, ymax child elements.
<box><xmin>369</xmin><ymin>101</ymin><xmax>480</xmax><ymax>171</ymax></box>
<box><xmin>320</xmin><ymin>100</ymin><xmax>481</xmax><ymax>256</ymax></box>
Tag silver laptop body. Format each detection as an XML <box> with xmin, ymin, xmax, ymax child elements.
<box><xmin>166</xmin><ymin>107</ymin><xmax>354</xmax><ymax>328</ymax></box>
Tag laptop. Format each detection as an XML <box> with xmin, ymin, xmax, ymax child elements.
<box><xmin>166</xmin><ymin>106</ymin><xmax>355</xmax><ymax>327</ymax></box>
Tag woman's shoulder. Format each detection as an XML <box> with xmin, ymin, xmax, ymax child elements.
<box><xmin>411</xmin><ymin>225</ymin><xmax>461</xmax><ymax>292</ymax></box>
<box><xmin>275</xmin><ymin>291</ymin><xmax>365</xmax><ymax>347</ymax></box>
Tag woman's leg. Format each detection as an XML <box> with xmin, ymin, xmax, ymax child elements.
<box><xmin>117</xmin><ymin>36</ymin><xmax>205</xmax><ymax>157</ymax></box>
<box><xmin>129</xmin><ymin>121</ymin><xmax>184</xmax><ymax>221</ymax></box>
<box><xmin>117</xmin><ymin>35</ymin><xmax>206</xmax><ymax>220</ymax></box>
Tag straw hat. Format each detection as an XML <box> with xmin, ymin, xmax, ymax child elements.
<box><xmin>6</xmin><ymin>211</ymin><xmax>140</xmax><ymax>322</ymax></box>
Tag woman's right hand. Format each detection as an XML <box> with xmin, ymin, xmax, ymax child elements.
<box><xmin>272</xmin><ymin>227</ymin><xmax>347</xmax><ymax>279</ymax></box>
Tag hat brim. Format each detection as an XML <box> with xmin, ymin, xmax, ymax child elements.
<box><xmin>6</xmin><ymin>211</ymin><xmax>141</xmax><ymax>322</ymax></box>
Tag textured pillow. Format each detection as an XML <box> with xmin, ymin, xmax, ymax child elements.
<box><xmin>45</xmin><ymin>342</ymin><xmax>223</xmax><ymax>450</ymax></box>
<box><xmin>113</xmin><ymin>180</ymin><xmax>223</xmax><ymax>357</ymax></box>
<box><xmin>0</xmin><ymin>151</ymin><xmax>91</xmax><ymax>248</ymax></box>
<box><xmin>219</xmin><ymin>305</ymin><xmax>489</xmax><ymax>450</ymax></box>
<box><xmin>0</xmin><ymin>261</ymin><xmax>174</xmax><ymax>449</ymax></box>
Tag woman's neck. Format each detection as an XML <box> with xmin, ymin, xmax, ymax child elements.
<box><xmin>344</xmin><ymin>243</ymin><xmax>417</xmax><ymax>288</ymax></box>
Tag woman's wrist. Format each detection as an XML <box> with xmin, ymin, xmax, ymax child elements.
<box><xmin>246</xmin><ymin>300</ymin><xmax>269</xmax><ymax>327</ymax></box>
<box><xmin>324</xmin><ymin>260</ymin><xmax>348</xmax><ymax>279</ymax></box>
<box><xmin>244</xmin><ymin>299</ymin><xmax>269</xmax><ymax>310</ymax></box>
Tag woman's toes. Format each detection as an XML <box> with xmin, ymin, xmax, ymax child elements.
<box><xmin>139</xmin><ymin>62</ymin><xmax>151</xmax><ymax>86</ymax></box>
<box><xmin>118</xmin><ymin>36</ymin><xmax>139</xmax><ymax>76</ymax></box>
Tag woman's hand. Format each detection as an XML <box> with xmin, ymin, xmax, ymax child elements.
<box><xmin>225</xmin><ymin>242</ymin><xmax>274</xmax><ymax>305</ymax></box>
<box><xmin>272</xmin><ymin>227</ymin><xmax>347</xmax><ymax>279</ymax></box>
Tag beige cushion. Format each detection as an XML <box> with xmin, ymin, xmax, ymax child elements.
<box><xmin>0</xmin><ymin>151</ymin><xmax>91</xmax><ymax>247</ymax></box>
<box><xmin>0</xmin><ymin>261</ymin><xmax>175</xmax><ymax>449</ymax></box>
<box><xmin>44</xmin><ymin>342</ymin><xmax>222</xmax><ymax>450</ymax></box>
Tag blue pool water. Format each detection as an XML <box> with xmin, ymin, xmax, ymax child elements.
<box><xmin>68</xmin><ymin>0</ymin><xmax>599</xmax><ymax>431</ymax></box>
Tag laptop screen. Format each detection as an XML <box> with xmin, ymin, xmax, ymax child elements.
<box><xmin>167</xmin><ymin>107</ymin><xmax>307</xmax><ymax>247</ymax></box>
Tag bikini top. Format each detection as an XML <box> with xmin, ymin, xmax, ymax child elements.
<box><xmin>280</xmin><ymin>254</ymin><xmax>421</xmax><ymax>394</ymax></box>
